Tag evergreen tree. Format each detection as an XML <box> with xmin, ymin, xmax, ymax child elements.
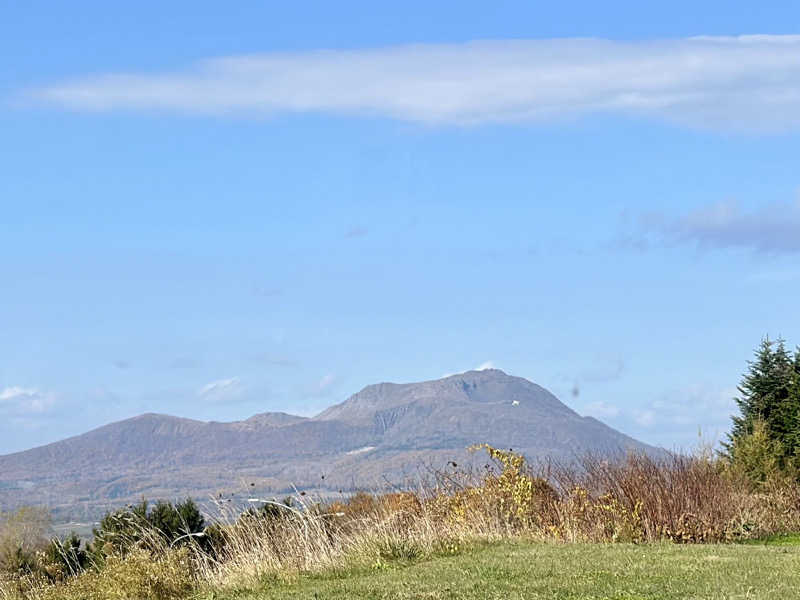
<box><xmin>726</xmin><ymin>337</ymin><xmax>800</xmax><ymax>469</ymax></box>
<box><xmin>90</xmin><ymin>497</ymin><xmax>205</xmax><ymax>559</ymax></box>
<box><xmin>726</xmin><ymin>338</ymin><xmax>775</xmax><ymax>451</ymax></box>
<box><xmin>44</xmin><ymin>532</ymin><xmax>89</xmax><ymax>580</ymax></box>
<box><xmin>90</xmin><ymin>500</ymin><xmax>150</xmax><ymax>560</ymax></box>
<box><xmin>148</xmin><ymin>498</ymin><xmax>205</xmax><ymax>545</ymax></box>
<box><xmin>788</xmin><ymin>348</ymin><xmax>800</xmax><ymax>456</ymax></box>
<box><xmin>768</xmin><ymin>340</ymin><xmax>799</xmax><ymax>458</ymax></box>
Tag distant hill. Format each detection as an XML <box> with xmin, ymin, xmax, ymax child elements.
<box><xmin>0</xmin><ymin>369</ymin><xmax>656</xmax><ymax>521</ymax></box>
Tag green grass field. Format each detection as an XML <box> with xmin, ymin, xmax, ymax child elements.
<box><xmin>203</xmin><ymin>540</ymin><xmax>800</xmax><ymax>600</ymax></box>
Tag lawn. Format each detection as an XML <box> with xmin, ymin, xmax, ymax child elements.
<box><xmin>203</xmin><ymin>540</ymin><xmax>800</xmax><ymax>600</ymax></box>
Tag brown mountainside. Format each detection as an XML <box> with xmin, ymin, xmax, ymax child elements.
<box><xmin>0</xmin><ymin>370</ymin><xmax>656</xmax><ymax>521</ymax></box>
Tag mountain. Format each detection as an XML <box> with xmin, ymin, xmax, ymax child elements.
<box><xmin>0</xmin><ymin>370</ymin><xmax>656</xmax><ymax>521</ymax></box>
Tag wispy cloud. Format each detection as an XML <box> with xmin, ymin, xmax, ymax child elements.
<box><xmin>27</xmin><ymin>35</ymin><xmax>800</xmax><ymax>131</ymax></box>
<box><xmin>198</xmin><ymin>377</ymin><xmax>241</xmax><ymax>398</ymax></box>
<box><xmin>0</xmin><ymin>386</ymin><xmax>55</xmax><ymax>415</ymax></box>
<box><xmin>296</xmin><ymin>373</ymin><xmax>339</xmax><ymax>403</ymax></box>
<box><xmin>0</xmin><ymin>387</ymin><xmax>35</xmax><ymax>402</ymax></box>
<box><xmin>632</xmin><ymin>384</ymin><xmax>736</xmax><ymax>436</ymax></box>
<box><xmin>441</xmin><ymin>361</ymin><xmax>498</xmax><ymax>378</ymax></box>
<box><xmin>643</xmin><ymin>197</ymin><xmax>800</xmax><ymax>254</ymax></box>
<box><xmin>316</xmin><ymin>374</ymin><xmax>337</xmax><ymax>393</ymax></box>
<box><xmin>582</xmin><ymin>400</ymin><xmax>621</xmax><ymax>419</ymax></box>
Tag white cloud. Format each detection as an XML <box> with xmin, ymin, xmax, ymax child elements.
<box><xmin>198</xmin><ymin>377</ymin><xmax>240</xmax><ymax>398</ymax></box>
<box><xmin>634</xmin><ymin>409</ymin><xmax>657</xmax><ymax>427</ymax></box>
<box><xmin>582</xmin><ymin>400</ymin><xmax>621</xmax><ymax>419</ymax></box>
<box><xmin>632</xmin><ymin>385</ymin><xmax>737</xmax><ymax>436</ymax></box>
<box><xmin>317</xmin><ymin>374</ymin><xmax>337</xmax><ymax>393</ymax></box>
<box><xmin>0</xmin><ymin>387</ymin><xmax>34</xmax><ymax>401</ymax></box>
<box><xmin>0</xmin><ymin>387</ymin><xmax>55</xmax><ymax>415</ymax></box>
<box><xmin>27</xmin><ymin>35</ymin><xmax>800</xmax><ymax>131</ymax></box>
<box><xmin>441</xmin><ymin>361</ymin><xmax>498</xmax><ymax>378</ymax></box>
<box><xmin>643</xmin><ymin>197</ymin><xmax>800</xmax><ymax>253</ymax></box>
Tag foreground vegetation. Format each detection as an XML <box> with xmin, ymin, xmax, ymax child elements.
<box><xmin>4</xmin><ymin>443</ymin><xmax>800</xmax><ymax>599</ymax></box>
<box><xmin>202</xmin><ymin>540</ymin><xmax>800</xmax><ymax>600</ymax></box>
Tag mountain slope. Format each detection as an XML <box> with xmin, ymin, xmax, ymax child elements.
<box><xmin>0</xmin><ymin>369</ymin><xmax>656</xmax><ymax>521</ymax></box>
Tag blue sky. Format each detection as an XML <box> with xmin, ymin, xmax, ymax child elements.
<box><xmin>2</xmin><ymin>1</ymin><xmax>800</xmax><ymax>454</ymax></box>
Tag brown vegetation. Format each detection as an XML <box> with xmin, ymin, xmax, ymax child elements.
<box><xmin>2</xmin><ymin>445</ymin><xmax>800</xmax><ymax>600</ymax></box>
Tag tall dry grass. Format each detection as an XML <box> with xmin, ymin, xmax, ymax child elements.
<box><xmin>549</xmin><ymin>452</ymin><xmax>800</xmax><ymax>542</ymax></box>
<box><xmin>3</xmin><ymin>446</ymin><xmax>800</xmax><ymax>599</ymax></box>
<box><xmin>192</xmin><ymin>446</ymin><xmax>800</xmax><ymax>592</ymax></box>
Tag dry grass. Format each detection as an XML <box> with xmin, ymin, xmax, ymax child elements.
<box><xmin>3</xmin><ymin>446</ymin><xmax>800</xmax><ymax>599</ymax></box>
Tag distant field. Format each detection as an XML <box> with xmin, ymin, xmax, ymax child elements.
<box><xmin>204</xmin><ymin>540</ymin><xmax>800</xmax><ymax>600</ymax></box>
<box><xmin>51</xmin><ymin>521</ymin><xmax>97</xmax><ymax>540</ymax></box>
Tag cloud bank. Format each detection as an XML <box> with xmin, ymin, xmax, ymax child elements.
<box><xmin>632</xmin><ymin>385</ymin><xmax>737</xmax><ymax>435</ymax></box>
<box><xmin>644</xmin><ymin>197</ymin><xmax>800</xmax><ymax>253</ymax></box>
<box><xmin>0</xmin><ymin>386</ymin><xmax>55</xmax><ymax>416</ymax></box>
<box><xmin>29</xmin><ymin>35</ymin><xmax>800</xmax><ymax>131</ymax></box>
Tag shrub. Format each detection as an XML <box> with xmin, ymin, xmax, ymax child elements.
<box><xmin>727</xmin><ymin>420</ymin><xmax>785</xmax><ymax>486</ymax></box>
<box><xmin>40</xmin><ymin>548</ymin><xmax>196</xmax><ymax>600</ymax></box>
<box><xmin>430</xmin><ymin>445</ymin><xmax>559</xmax><ymax>533</ymax></box>
<box><xmin>0</xmin><ymin>507</ymin><xmax>52</xmax><ymax>578</ymax></box>
<box><xmin>90</xmin><ymin>498</ymin><xmax>206</xmax><ymax>562</ymax></box>
<box><xmin>41</xmin><ymin>532</ymin><xmax>89</xmax><ymax>582</ymax></box>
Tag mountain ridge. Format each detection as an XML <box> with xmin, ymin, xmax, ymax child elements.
<box><xmin>0</xmin><ymin>369</ymin><xmax>657</xmax><ymax>522</ymax></box>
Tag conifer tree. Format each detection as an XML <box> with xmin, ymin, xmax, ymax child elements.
<box><xmin>770</xmin><ymin>341</ymin><xmax>799</xmax><ymax>455</ymax></box>
<box><xmin>726</xmin><ymin>337</ymin><xmax>800</xmax><ymax>469</ymax></box>
<box><xmin>727</xmin><ymin>338</ymin><xmax>776</xmax><ymax>450</ymax></box>
<box><xmin>787</xmin><ymin>347</ymin><xmax>800</xmax><ymax>456</ymax></box>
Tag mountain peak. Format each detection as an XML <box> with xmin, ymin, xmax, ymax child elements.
<box><xmin>0</xmin><ymin>370</ymin><xmax>656</xmax><ymax>522</ymax></box>
<box><xmin>239</xmin><ymin>412</ymin><xmax>308</xmax><ymax>428</ymax></box>
<box><xmin>314</xmin><ymin>369</ymin><xmax>573</xmax><ymax>423</ymax></box>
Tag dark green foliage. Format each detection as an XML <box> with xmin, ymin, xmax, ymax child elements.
<box><xmin>43</xmin><ymin>532</ymin><xmax>90</xmax><ymax>581</ymax></box>
<box><xmin>242</xmin><ymin>497</ymin><xmax>295</xmax><ymax>522</ymax></box>
<box><xmin>200</xmin><ymin>522</ymin><xmax>228</xmax><ymax>560</ymax></box>
<box><xmin>725</xmin><ymin>337</ymin><xmax>800</xmax><ymax>473</ymax></box>
<box><xmin>90</xmin><ymin>498</ymin><xmax>206</xmax><ymax>561</ymax></box>
<box><xmin>726</xmin><ymin>420</ymin><xmax>782</xmax><ymax>485</ymax></box>
<box><xmin>89</xmin><ymin>499</ymin><xmax>150</xmax><ymax>561</ymax></box>
<box><xmin>148</xmin><ymin>498</ymin><xmax>205</xmax><ymax>545</ymax></box>
<box><xmin>791</xmin><ymin>350</ymin><xmax>800</xmax><ymax>450</ymax></box>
